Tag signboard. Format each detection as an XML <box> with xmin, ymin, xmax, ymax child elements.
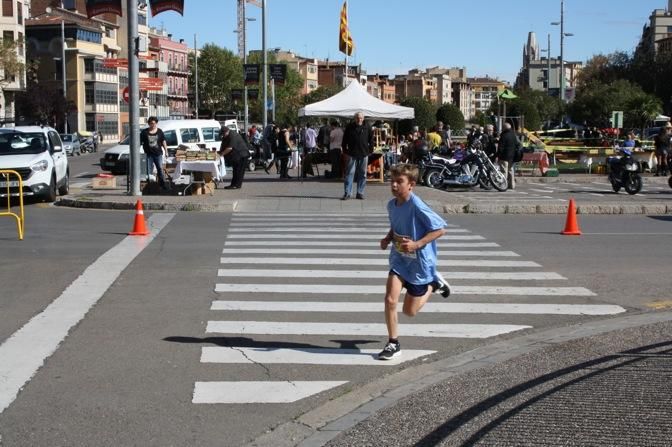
<box><xmin>122</xmin><ymin>86</ymin><xmax>129</xmax><ymax>103</ymax></box>
<box><xmin>247</xmin><ymin>89</ymin><xmax>259</xmax><ymax>100</ymax></box>
<box><xmin>139</xmin><ymin>77</ymin><xmax>164</xmax><ymax>91</ymax></box>
<box><xmin>269</xmin><ymin>64</ymin><xmax>287</xmax><ymax>85</ymax></box>
<box><xmin>149</xmin><ymin>0</ymin><xmax>184</xmax><ymax>16</ymax></box>
<box><xmin>231</xmin><ymin>89</ymin><xmax>243</xmax><ymax>101</ymax></box>
<box><xmin>611</xmin><ymin>111</ymin><xmax>624</xmax><ymax>129</ymax></box>
<box><xmin>243</xmin><ymin>64</ymin><xmax>260</xmax><ymax>86</ymax></box>
<box><xmin>85</xmin><ymin>0</ymin><xmax>122</xmax><ymax>18</ymax></box>
<box><xmin>103</xmin><ymin>58</ymin><xmax>128</xmax><ymax>68</ymax></box>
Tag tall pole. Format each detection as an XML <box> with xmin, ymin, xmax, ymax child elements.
<box><xmin>60</xmin><ymin>2</ymin><xmax>67</xmax><ymax>133</ymax></box>
<box><xmin>194</xmin><ymin>34</ymin><xmax>199</xmax><ymax>118</ymax></box>
<box><xmin>127</xmin><ymin>0</ymin><xmax>140</xmax><ymax>196</ymax></box>
<box><xmin>559</xmin><ymin>0</ymin><xmax>565</xmax><ymax>103</ymax></box>
<box><xmin>242</xmin><ymin>8</ymin><xmax>248</xmax><ymax>133</ymax></box>
<box><xmin>262</xmin><ymin>0</ymin><xmax>268</xmax><ymax>128</ymax></box>
<box><xmin>270</xmin><ymin>78</ymin><xmax>275</xmax><ymax>122</ymax></box>
<box><xmin>547</xmin><ymin>33</ymin><xmax>551</xmax><ymax>94</ymax></box>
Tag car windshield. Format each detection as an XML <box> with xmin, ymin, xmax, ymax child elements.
<box><xmin>60</xmin><ymin>134</ymin><xmax>73</xmax><ymax>142</ymax></box>
<box><xmin>120</xmin><ymin>135</ymin><xmax>130</xmax><ymax>144</ymax></box>
<box><xmin>0</xmin><ymin>132</ymin><xmax>47</xmax><ymax>155</ymax></box>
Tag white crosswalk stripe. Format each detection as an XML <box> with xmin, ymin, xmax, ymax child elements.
<box><xmin>191</xmin><ymin>213</ymin><xmax>622</xmax><ymax>405</ymax></box>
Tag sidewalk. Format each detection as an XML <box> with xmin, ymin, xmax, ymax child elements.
<box><xmin>246</xmin><ymin>311</ymin><xmax>672</xmax><ymax>447</ymax></box>
<box><xmin>58</xmin><ymin>170</ymin><xmax>672</xmax><ymax>214</ymax></box>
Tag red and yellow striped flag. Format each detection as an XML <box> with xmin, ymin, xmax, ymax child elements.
<box><xmin>339</xmin><ymin>1</ymin><xmax>354</xmax><ymax>56</ymax></box>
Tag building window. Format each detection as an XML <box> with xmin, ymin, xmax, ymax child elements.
<box><xmin>84</xmin><ymin>58</ymin><xmax>94</xmax><ymax>74</ymax></box>
<box><xmin>138</xmin><ymin>14</ymin><xmax>147</xmax><ymax>26</ymax></box>
<box><xmin>76</xmin><ymin>29</ymin><xmax>102</xmax><ymax>44</ymax></box>
<box><xmin>63</xmin><ymin>0</ymin><xmax>75</xmax><ymax>9</ymax></box>
<box><xmin>16</xmin><ymin>1</ymin><xmax>21</xmax><ymax>23</ymax></box>
<box><xmin>3</xmin><ymin>0</ymin><xmax>12</xmax><ymax>17</ymax></box>
<box><xmin>17</xmin><ymin>31</ymin><xmax>22</xmax><ymax>56</ymax></box>
<box><xmin>3</xmin><ymin>30</ymin><xmax>13</xmax><ymax>44</ymax></box>
<box><xmin>85</xmin><ymin>83</ymin><xmax>94</xmax><ymax>104</ymax></box>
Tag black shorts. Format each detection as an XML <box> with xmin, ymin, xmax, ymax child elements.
<box><xmin>389</xmin><ymin>270</ymin><xmax>431</xmax><ymax>296</ymax></box>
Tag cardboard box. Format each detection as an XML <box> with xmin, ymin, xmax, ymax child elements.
<box><xmin>92</xmin><ymin>176</ymin><xmax>117</xmax><ymax>189</ymax></box>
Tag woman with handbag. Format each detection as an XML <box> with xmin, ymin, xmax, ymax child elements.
<box><xmin>277</xmin><ymin>124</ymin><xmax>295</xmax><ymax>179</ymax></box>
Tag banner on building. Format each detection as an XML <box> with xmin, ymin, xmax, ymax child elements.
<box><xmin>149</xmin><ymin>0</ymin><xmax>184</xmax><ymax>16</ymax></box>
<box><xmin>269</xmin><ymin>64</ymin><xmax>286</xmax><ymax>86</ymax></box>
<box><xmin>338</xmin><ymin>1</ymin><xmax>354</xmax><ymax>56</ymax></box>
<box><xmin>231</xmin><ymin>89</ymin><xmax>243</xmax><ymax>102</ymax></box>
<box><xmin>139</xmin><ymin>77</ymin><xmax>164</xmax><ymax>91</ymax></box>
<box><xmin>247</xmin><ymin>89</ymin><xmax>259</xmax><ymax>100</ymax></box>
<box><xmin>85</xmin><ymin>0</ymin><xmax>122</xmax><ymax>18</ymax></box>
<box><xmin>243</xmin><ymin>64</ymin><xmax>260</xmax><ymax>86</ymax></box>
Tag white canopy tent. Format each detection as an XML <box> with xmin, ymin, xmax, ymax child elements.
<box><xmin>298</xmin><ymin>81</ymin><xmax>414</xmax><ymax>120</ymax></box>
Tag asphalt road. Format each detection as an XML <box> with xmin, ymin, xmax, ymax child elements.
<box><xmin>1</xmin><ymin>206</ymin><xmax>669</xmax><ymax>446</ymax></box>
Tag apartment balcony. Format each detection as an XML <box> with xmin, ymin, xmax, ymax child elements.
<box><xmin>167</xmin><ymin>64</ymin><xmax>190</xmax><ymax>75</ymax></box>
<box><xmin>167</xmin><ymin>89</ymin><xmax>188</xmax><ymax>98</ymax></box>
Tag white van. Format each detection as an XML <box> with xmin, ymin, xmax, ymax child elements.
<box><xmin>100</xmin><ymin>119</ymin><xmax>223</xmax><ymax>174</ymax></box>
<box><xmin>0</xmin><ymin>126</ymin><xmax>69</xmax><ymax>202</ymax></box>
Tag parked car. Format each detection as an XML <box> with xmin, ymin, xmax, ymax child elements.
<box><xmin>100</xmin><ymin>119</ymin><xmax>222</xmax><ymax>174</ymax></box>
<box><xmin>60</xmin><ymin>133</ymin><xmax>81</xmax><ymax>156</ymax></box>
<box><xmin>0</xmin><ymin>126</ymin><xmax>69</xmax><ymax>202</ymax></box>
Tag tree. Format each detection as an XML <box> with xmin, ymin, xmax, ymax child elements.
<box><xmin>506</xmin><ymin>98</ymin><xmax>542</xmax><ymax>131</ymax></box>
<box><xmin>303</xmin><ymin>85</ymin><xmax>343</xmax><ymax>105</ymax></box>
<box><xmin>189</xmin><ymin>44</ymin><xmax>242</xmax><ymax>114</ymax></box>
<box><xmin>0</xmin><ymin>38</ymin><xmax>23</xmax><ymax>89</ymax></box>
<box><xmin>511</xmin><ymin>88</ymin><xmax>563</xmax><ymax>128</ymax></box>
<box><xmin>435</xmin><ymin>103</ymin><xmax>465</xmax><ymax>131</ymax></box>
<box><xmin>398</xmin><ymin>97</ymin><xmax>437</xmax><ymax>136</ymax></box>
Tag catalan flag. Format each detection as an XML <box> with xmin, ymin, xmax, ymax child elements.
<box><xmin>339</xmin><ymin>1</ymin><xmax>354</xmax><ymax>56</ymax></box>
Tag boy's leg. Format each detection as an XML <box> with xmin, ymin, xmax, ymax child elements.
<box><xmin>384</xmin><ymin>273</ymin><xmax>403</xmax><ymax>340</ymax></box>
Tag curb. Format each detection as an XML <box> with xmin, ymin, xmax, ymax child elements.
<box><xmin>246</xmin><ymin>310</ymin><xmax>672</xmax><ymax>447</ymax></box>
<box><xmin>55</xmin><ymin>197</ymin><xmax>237</xmax><ymax>212</ymax></box>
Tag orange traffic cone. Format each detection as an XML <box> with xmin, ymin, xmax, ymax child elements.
<box><xmin>128</xmin><ymin>200</ymin><xmax>150</xmax><ymax>236</ymax></box>
<box><xmin>561</xmin><ymin>198</ymin><xmax>581</xmax><ymax>236</ymax></box>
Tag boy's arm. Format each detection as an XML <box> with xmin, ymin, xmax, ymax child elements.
<box><xmin>380</xmin><ymin>228</ymin><xmax>393</xmax><ymax>250</ymax></box>
<box><xmin>399</xmin><ymin>228</ymin><xmax>446</xmax><ymax>252</ymax></box>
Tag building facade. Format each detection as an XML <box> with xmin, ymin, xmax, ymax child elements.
<box><xmin>149</xmin><ymin>28</ymin><xmax>186</xmax><ymax>120</ymax></box>
<box><xmin>0</xmin><ymin>0</ymin><xmax>29</xmax><ymax>126</ymax></box>
<box><xmin>468</xmin><ymin>77</ymin><xmax>507</xmax><ymax>116</ymax></box>
<box><xmin>637</xmin><ymin>1</ymin><xmax>672</xmax><ymax>54</ymax></box>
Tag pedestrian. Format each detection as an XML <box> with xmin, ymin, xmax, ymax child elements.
<box><xmin>654</xmin><ymin>123</ymin><xmax>670</xmax><ymax>176</ymax></box>
<box><xmin>303</xmin><ymin>123</ymin><xmax>318</xmax><ymax>155</ymax></box>
<box><xmin>317</xmin><ymin>120</ymin><xmax>331</xmax><ymax>151</ymax></box>
<box><xmin>378</xmin><ymin>163</ymin><xmax>451</xmax><ymax>360</ymax></box>
<box><xmin>276</xmin><ymin>124</ymin><xmax>294</xmax><ymax>179</ymax></box>
<box><xmin>497</xmin><ymin>122</ymin><xmax>518</xmax><ymax>189</ymax></box>
<box><xmin>341</xmin><ymin>112</ymin><xmax>374</xmax><ymax>200</ymax></box>
<box><xmin>140</xmin><ymin>116</ymin><xmax>169</xmax><ymax>191</ymax></box>
<box><xmin>483</xmin><ymin>124</ymin><xmax>498</xmax><ymax>160</ymax></box>
<box><xmin>218</xmin><ymin>126</ymin><xmax>250</xmax><ymax>190</ymax></box>
<box><xmin>328</xmin><ymin>120</ymin><xmax>344</xmax><ymax>178</ymax></box>
<box><xmin>264</xmin><ymin>125</ymin><xmax>280</xmax><ymax>174</ymax></box>
<box><xmin>622</xmin><ymin>131</ymin><xmax>636</xmax><ymax>148</ymax></box>
<box><xmin>261</xmin><ymin>121</ymin><xmax>275</xmax><ymax>166</ymax></box>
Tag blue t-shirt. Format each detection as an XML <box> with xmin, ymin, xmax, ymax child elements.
<box><xmin>387</xmin><ymin>193</ymin><xmax>447</xmax><ymax>285</ymax></box>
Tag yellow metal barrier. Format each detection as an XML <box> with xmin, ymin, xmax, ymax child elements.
<box><xmin>0</xmin><ymin>169</ymin><xmax>25</xmax><ymax>240</ymax></box>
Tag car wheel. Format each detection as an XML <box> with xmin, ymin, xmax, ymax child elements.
<box><xmin>248</xmin><ymin>160</ymin><xmax>256</xmax><ymax>171</ymax></box>
<box><xmin>42</xmin><ymin>174</ymin><xmax>57</xmax><ymax>203</ymax></box>
<box><xmin>58</xmin><ymin>170</ymin><xmax>69</xmax><ymax>196</ymax></box>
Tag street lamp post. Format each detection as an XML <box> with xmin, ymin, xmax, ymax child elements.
<box><xmin>235</xmin><ymin>17</ymin><xmax>256</xmax><ymax>133</ymax></box>
<box><xmin>551</xmin><ymin>0</ymin><xmax>573</xmax><ymax>102</ymax></box>
<box><xmin>262</xmin><ymin>0</ymin><xmax>267</xmax><ymax>130</ymax></box>
<box><xmin>45</xmin><ymin>3</ymin><xmax>67</xmax><ymax>133</ymax></box>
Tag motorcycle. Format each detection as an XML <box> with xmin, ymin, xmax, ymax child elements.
<box><xmin>608</xmin><ymin>148</ymin><xmax>642</xmax><ymax>195</ymax></box>
<box><xmin>79</xmin><ymin>137</ymin><xmax>95</xmax><ymax>153</ymax></box>
<box><xmin>423</xmin><ymin>141</ymin><xmax>507</xmax><ymax>191</ymax></box>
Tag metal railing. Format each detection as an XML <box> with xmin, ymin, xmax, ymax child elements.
<box><xmin>0</xmin><ymin>170</ymin><xmax>25</xmax><ymax>240</ymax></box>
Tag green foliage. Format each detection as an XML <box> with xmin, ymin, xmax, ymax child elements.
<box><xmin>435</xmin><ymin>103</ymin><xmax>465</xmax><ymax>131</ymax></box>
<box><xmin>513</xmin><ymin>88</ymin><xmax>563</xmax><ymax>127</ymax></box>
<box><xmin>505</xmin><ymin>98</ymin><xmax>542</xmax><ymax>131</ymax></box>
<box><xmin>0</xmin><ymin>38</ymin><xmax>23</xmax><ymax>87</ymax></box>
<box><xmin>303</xmin><ymin>85</ymin><xmax>343</xmax><ymax>105</ymax></box>
<box><xmin>398</xmin><ymin>97</ymin><xmax>437</xmax><ymax>135</ymax></box>
<box><xmin>189</xmin><ymin>44</ymin><xmax>242</xmax><ymax>113</ymax></box>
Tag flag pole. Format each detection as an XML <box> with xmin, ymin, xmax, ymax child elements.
<box><xmin>344</xmin><ymin>0</ymin><xmax>348</xmax><ymax>87</ymax></box>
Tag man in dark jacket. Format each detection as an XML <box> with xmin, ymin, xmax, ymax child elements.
<box><xmin>219</xmin><ymin>127</ymin><xmax>251</xmax><ymax>189</ymax></box>
<box><xmin>341</xmin><ymin>112</ymin><xmax>374</xmax><ymax>200</ymax></box>
<box><xmin>497</xmin><ymin>122</ymin><xmax>518</xmax><ymax>189</ymax></box>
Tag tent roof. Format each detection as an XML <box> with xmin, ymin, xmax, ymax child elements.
<box><xmin>298</xmin><ymin>81</ymin><xmax>414</xmax><ymax>120</ymax></box>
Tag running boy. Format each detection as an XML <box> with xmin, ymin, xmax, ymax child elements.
<box><xmin>378</xmin><ymin>163</ymin><xmax>451</xmax><ymax>360</ymax></box>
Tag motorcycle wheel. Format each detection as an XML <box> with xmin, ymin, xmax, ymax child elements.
<box><xmin>624</xmin><ymin>173</ymin><xmax>642</xmax><ymax>195</ymax></box>
<box><xmin>425</xmin><ymin>170</ymin><xmax>443</xmax><ymax>189</ymax></box>
<box><xmin>489</xmin><ymin>169</ymin><xmax>508</xmax><ymax>192</ymax></box>
<box><xmin>477</xmin><ymin>172</ymin><xmax>493</xmax><ymax>190</ymax></box>
<box><xmin>609</xmin><ymin>175</ymin><xmax>621</xmax><ymax>193</ymax></box>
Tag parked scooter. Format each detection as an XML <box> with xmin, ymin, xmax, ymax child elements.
<box><xmin>608</xmin><ymin>148</ymin><xmax>642</xmax><ymax>195</ymax></box>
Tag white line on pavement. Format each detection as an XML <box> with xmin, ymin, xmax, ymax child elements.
<box><xmin>220</xmin><ymin>257</ymin><xmax>541</xmax><ymax>267</ymax></box>
<box><xmin>210</xmin><ymin>301</ymin><xmax>623</xmax><ymax>315</ymax></box>
<box><xmin>0</xmin><ymin>213</ymin><xmax>175</xmax><ymax>414</ymax></box>
<box><xmin>220</xmin><ymin>248</ymin><xmax>519</xmax><ymax>257</ymax></box>
<box><xmin>216</xmin><ymin>269</ymin><xmax>562</xmax><ymax>280</ymax></box>
<box><xmin>227</xmin><ymin>228</ymin><xmax>471</xmax><ymax>233</ymax></box>
<box><xmin>225</xmin><ymin>234</ymin><xmax>485</xmax><ymax>240</ymax></box>
<box><xmin>201</xmin><ymin>347</ymin><xmax>436</xmax><ymax>365</ymax></box>
<box><xmin>214</xmin><ymin>283</ymin><xmax>595</xmax><ymax>296</ymax></box>
<box><xmin>223</xmin><ymin>241</ymin><xmax>500</xmax><ymax>248</ymax></box>
<box><xmin>206</xmin><ymin>321</ymin><xmax>531</xmax><ymax>338</ymax></box>
<box><xmin>193</xmin><ymin>381</ymin><xmax>348</xmax><ymax>404</ymax></box>
<box><xmin>529</xmin><ymin>189</ymin><xmax>555</xmax><ymax>193</ymax></box>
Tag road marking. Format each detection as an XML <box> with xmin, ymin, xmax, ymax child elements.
<box><xmin>193</xmin><ymin>381</ymin><xmax>348</xmax><ymax>404</ymax></box>
<box><xmin>529</xmin><ymin>188</ymin><xmax>555</xmax><ymax>193</ymax></box>
<box><xmin>211</xmin><ymin>301</ymin><xmax>623</xmax><ymax>315</ymax></box>
<box><xmin>644</xmin><ymin>300</ymin><xmax>672</xmax><ymax>310</ymax></box>
<box><xmin>225</xmin><ymin>234</ymin><xmax>485</xmax><ymax>240</ymax></box>
<box><xmin>206</xmin><ymin>321</ymin><xmax>531</xmax><ymax>338</ymax></box>
<box><xmin>216</xmin><ymin>269</ymin><xmax>564</xmax><ymax>280</ymax></box>
<box><xmin>589</xmin><ymin>193</ymin><xmax>605</xmax><ymax>197</ymax></box>
<box><xmin>223</xmin><ymin>241</ymin><xmax>500</xmax><ymax>248</ymax></box>
<box><xmin>234</xmin><ymin>213</ymin><xmax>388</xmax><ymax>218</ymax></box>
<box><xmin>221</xmin><ymin>248</ymin><xmax>519</xmax><ymax>257</ymax></box>
<box><xmin>201</xmin><ymin>347</ymin><xmax>436</xmax><ymax>365</ymax></box>
<box><xmin>214</xmin><ymin>284</ymin><xmax>594</xmax><ymax>296</ymax></box>
<box><xmin>74</xmin><ymin>171</ymin><xmax>91</xmax><ymax>178</ymax></box>
<box><xmin>227</xmin><ymin>227</ymin><xmax>471</xmax><ymax>233</ymax></box>
<box><xmin>220</xmin><ymin>257</ymin><xmax>541</xmax><ymax>267</ymax></box>
<box><xmin>581</xmin><ymin>233</ymin><xmax>672</xmax><ymax>235</ymax></box>
<box><xmin>0</xmin><ymin>213</ymin><xmax>175</xmax><ymax>414</ymax></box>
<box><xmin>69</xmin><ymin>182</ymin><xmax>89</xmax><ymax>189</ymax></box>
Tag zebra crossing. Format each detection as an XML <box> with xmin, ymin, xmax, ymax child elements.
<box><xmin>192</xmin><ymin>213</ymin><xmax>625</xmax><ymax>405</ymax></box>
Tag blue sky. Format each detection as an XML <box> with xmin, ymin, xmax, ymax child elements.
<box><xmin>149</xmin><ymin>0</ymin><xmax>665</xmax><ymax>84</ymax></box>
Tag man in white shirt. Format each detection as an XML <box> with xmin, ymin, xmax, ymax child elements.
<box><xmin>329</xmin><ymin>120</ymin><xmax>344</xmax><ymax>178</ymax></box>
